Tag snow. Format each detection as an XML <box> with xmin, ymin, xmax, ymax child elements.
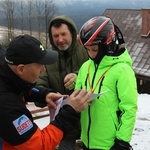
<box><xmin>131</xmin><ymin>94</ymin><xmax>150</xmax><ymax>150</ymax></box>
<box><xmin>33</xmin><ymin>94</ymin><xmax>150</xmax><ymax>150</ymax></box>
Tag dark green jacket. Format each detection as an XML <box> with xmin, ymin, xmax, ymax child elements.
<box><xmin>36</xmin><ymin>15</ymin><xmax>88</xmax><ymax>106</ymax></box>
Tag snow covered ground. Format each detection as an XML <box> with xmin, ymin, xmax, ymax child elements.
<box><xmin>131</xmin><ymin>94</ymin><xmax>150</xmax><ymax>150</ymax></box>
<box><xmin>33</xmin><ymin>94</ymin><xmax>150</xmax><ymax>150</ymax></box>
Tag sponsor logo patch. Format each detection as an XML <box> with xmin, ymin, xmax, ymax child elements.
<box><xmin>13</xmin><ymin>115</ymin><xmax>33</xmax><ymax>135</ymax></box>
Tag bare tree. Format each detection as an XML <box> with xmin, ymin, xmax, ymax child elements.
<box><xmin>27</xmin><ymin>0</ymin><xmax>33</xmax><ymax>35</ymax></box>
<box><xmin>0</xmin><ymin>0</ymin><xmax>57</xmax><ymax>45</ymax></box>
<box><xmin>20</xmin><ymin>0</ymin><xmax>24</xmax><ymax>34</ymax></box>
<box><xmin>43</xmin><ymin>0</ymin><xmax>57</xmax><ymax>48</ymax></box>
<box><xmin>0</xmin><ymin>0</ymin><xmax>15</xmax><ymax>41</ymax></box>
<box><xmin>35</xmin><ymin>0</ymin><xmax>43</xmax><ymax>40</ymax></box>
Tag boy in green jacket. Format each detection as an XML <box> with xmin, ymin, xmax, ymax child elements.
<box><xmin>75</xmin><ymin>16</ymin><xmax>138</xmax><ymax>150</ymax></box>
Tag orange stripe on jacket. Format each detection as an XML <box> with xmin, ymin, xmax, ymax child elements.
<box><xmin>2</xmin><ymin>125</ymin><xmax>63</xmax><ymax>150</ymax></box>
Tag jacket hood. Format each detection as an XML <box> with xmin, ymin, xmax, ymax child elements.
<box><xmin>48</xmin><ymin>14</ymin><xmax>78</xmax><ymax>51</ymax></box>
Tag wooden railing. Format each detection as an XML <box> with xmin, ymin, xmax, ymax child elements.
<box><xmin>26</xmin><ymin>103</ymin><xmax>49</xmax><ymax>120</ymax></box>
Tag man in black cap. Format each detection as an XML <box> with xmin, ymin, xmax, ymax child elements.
<box><xmin>0</xmin><ymin>34</ymin><xmax>91</xmax><ymax>150</ymax></box>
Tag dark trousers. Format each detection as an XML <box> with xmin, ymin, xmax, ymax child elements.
<box><xmin>58</xmin><ymin>126</ymin><xmax>81</xmax><ymax>150</ymax></box>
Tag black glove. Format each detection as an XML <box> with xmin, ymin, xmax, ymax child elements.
<box><xmin>110</xmin><ymin>138</ymin><xmax>133</xmax><ymax>150</ymax></box>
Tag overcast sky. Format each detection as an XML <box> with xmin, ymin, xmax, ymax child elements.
<box><xmin>56</xmin><ymin>0</ymin><xmax>150</xmax><ymax>8</ymax></box>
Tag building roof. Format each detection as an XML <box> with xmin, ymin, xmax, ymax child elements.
<box><xmin>103</xmin><ymin>9</ymin><xmax>150</xmax><ymax>80</ymax></box>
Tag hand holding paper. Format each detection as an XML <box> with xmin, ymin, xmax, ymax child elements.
<box><xmin>49</xmin><ymin>89</ymin><xmax>108</xmax><ymax>121</ymax></box>
<box><xmin>49</xmin><ymin>97</ymin><xmax>63</xmax><ymax>121</ymax></box>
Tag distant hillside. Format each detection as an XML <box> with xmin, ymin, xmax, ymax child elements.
<box><xmin>56</xmin><ymin>1</ymin><xmax>106</xmax><ymax>31</ymax></box>
<box><xmin>55</xmin><ymin>0</ymin><xmax>150</xmax><ymax>31</ymax></box>
<box><xmin>0</xmin><ymin>0</ymin><xmax>149</xmax><ymax>32</ymax></box>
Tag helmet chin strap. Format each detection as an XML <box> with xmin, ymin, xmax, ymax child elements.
<box><xmin>105</xmin><ymin>36</ymin><xmax>118</xmax><ymax>55</ymax></box>
<box><xmin>114</xmin><ymin>23</ymin><xmax>125</xmax><ymax>46</ymax></box>
<box><xmin>105</xmin><ymin>23</ymin><xmax>126</xmax><ymax>56</ymax></box>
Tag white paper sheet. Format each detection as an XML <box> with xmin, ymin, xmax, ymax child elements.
<box><xmin>50</xmin><ymin>90</ymin><xmax>109</xmax><ymax>121</ymax></box>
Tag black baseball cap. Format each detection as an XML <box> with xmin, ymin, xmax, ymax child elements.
<box><xmin>5</xmin><ymin>34</ymin><xmax>58</xmax><ymax>65</ymax></box>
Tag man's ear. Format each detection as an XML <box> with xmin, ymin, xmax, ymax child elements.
<box><xmin>16</xmin><ymin>64</ymin><xmax>25</xmax><ymax>76</ymax></box>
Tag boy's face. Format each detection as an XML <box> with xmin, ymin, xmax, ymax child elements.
<box><xmin>85</xmin><ymin>45</ymin><xmax>99</xmax><ymax>59</ymax></box>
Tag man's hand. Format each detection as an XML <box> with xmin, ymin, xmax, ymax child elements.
<box><xmin>64</xmin><ymin>73</ymin><xmax>77</xmax><ymax>90</ymax></box>
<box><xmin>68</xmin><ymin>89</ymin><xmax>92</xmax><ymax>112</ymax></box>
<box><xmin>45</xmin><ymin>93</ymin><xmax>68</xmax><ymax>109</ymax></box>
<box><xmin>46</xmin><ymin>89</ymin><xmax>92</xmax><ymax>113</ymax></box>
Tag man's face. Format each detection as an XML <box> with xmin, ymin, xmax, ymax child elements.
<box><xmin>16</xmin><ymin>63</ymin><xmax>46</xmax><ymax>83</ymax></box>
<box><xmin>51</xmin><ymin>24</ymin><xmax>72</xmax><ymax>51</ymax></box>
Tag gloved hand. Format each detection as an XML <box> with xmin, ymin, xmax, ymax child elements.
<box><xmin>110</xmin><ymin>138</ymin><xmax>133</xmax><ymax>150</ymax></box>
